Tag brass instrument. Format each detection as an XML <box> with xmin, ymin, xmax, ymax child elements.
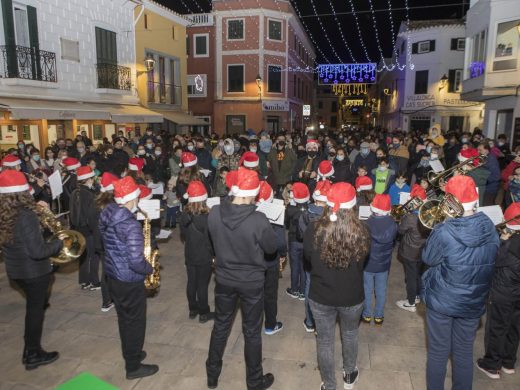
<box><xmin>427</xmin><ymin>155</ymin><xmax>487</xmax><ymax>188</ymax></box>
<box><xmin>301</xmin><ymin>157</ymin><xmax>315</xmax><ymax>184</ymax></box>
<box><xmin>418</xmin><ymin>193</ymin><xmax>465</xmax><ymax>229</ymax></box>
<box><xmin>138</xmin><ymin>208</ymin><xmax>161</xmax><ymax>293</ymax></box>
<box><xmin>496</xmin><ymin>214</ymin><xmax>520</xmax><ymax>235</ymax></box>
<box><xmin>390</xmin><ymin>196</ymin><xmax>424</xmax><ymax>222</ymax></box>
<box><xmin>37</xmin><ymin>205</ymin><xmax>86</xmax><ymax>264</ymax></box>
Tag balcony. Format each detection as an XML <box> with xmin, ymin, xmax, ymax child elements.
<box><xmin>96</xmin><ymin>63</ymin><xmax>131</xmax><ymax>90</ymax></box>
<box><xmin>0</xmin><ymin>45</ymin><xmax>57</xmax><ymax>82</ymax></box>
<box><xmin>147</xmin><ymin>81</ymin><xmax>182</xmax><ymax>105</ymax></box>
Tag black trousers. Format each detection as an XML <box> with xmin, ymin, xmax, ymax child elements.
<box><xmin>480</xmin><ymin>299</ymin><xmax>520</xmax><ymax>370</ymax></box>
<box><xmin>206</xmin><ymin>282</ymin><xmax>264</xmax><ymax>390</ymax></box>
<box><xmin>108</xmin><ymin>278</ymin><xmax>147</xmax><ymax>372</ymax></box>
<box><xmin>100</xmin><ymin>253</ymin><xmax>112</xmax><ymax>306</ymax></box>
<box><xmin>79</xmin><ymin>235</ymin><xmax>100</xmax><ymax>285</ymax></box>
<box><xmin>264</xmin><ymin>266</ymin><xmax>279</xmax><ymax>329</ymax></box>
<box><xmin>483</xmin><ymin>191</ymin><xmax>498</xmax><ymax>207</ymax></box>
<box><xmin>186</xmin><ymin>263</ymin><xmax>212</xmax><ymax>315</ymax></box>
<box><xmin>404</xmin><ymin>260</ymin><xmax>422</xmax><ymax>305</ymax></box>
<box><xmin>15</xmin><ymin>273</ymin><xmax>52</xmax><ymax>352</ymax></box>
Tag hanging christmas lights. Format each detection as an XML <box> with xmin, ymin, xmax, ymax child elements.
<box><xmin>346</xmin><ymin>0</ymin><xmax>373</xmax><ymax>64</ymax></box>
<box><xmin>367</xmin><ymin>0</ymin><xmax>394</xmax><ymax>71</ymax></box>
<box><xmin>333</xmin><ymin>83</ymin><xmax>368</xmax><ymax>97</ymax></box>
<box><xmin>325</xmin><ymin>0</ymin><xmax>356</xmax><ymax>62</ymax></box>
<box><xmin>318</xmin><ymin>63</ymin><xmax>376</xmax><ymax>85</ymax></box>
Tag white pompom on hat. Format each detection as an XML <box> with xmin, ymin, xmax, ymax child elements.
<box><xmin>326</xmin><ymin>182</ymin><xmax>357</xmax><ymax>222</ymax></box>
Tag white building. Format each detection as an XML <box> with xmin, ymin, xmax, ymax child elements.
<box><xmin>376</xmin><ymin>20</ymin><xmax>484</xmax><ymax>133</ymax></box>
<box><xmin>461</xmin><ymin>0</ymin><xmax>520</xmax><ymax>147</ymax></box>
<box><xmin>0</xmin><ymin>0</ymin><xmax>161</xmax><ymax>150</ymax></box>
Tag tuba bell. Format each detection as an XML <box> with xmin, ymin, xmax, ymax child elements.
<box><xmin>37</xmin><ymin>205</ymin><xmax>86</xmax><ymax>264</ymax></box>
<box><xmin>418</xmin><ymin>193</ymin><xmax>465</xmax><ymax>229</ymax></box>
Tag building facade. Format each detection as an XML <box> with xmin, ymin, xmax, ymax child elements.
<box><xmin>186</xmin><ymin>0</ymin><xmax>316</xmax><ymax>135</ymax></box>
<box><xmin>376</xmin><ymin>20</ymin><xmax>484</xmax><ymax>133</ymax></box>
<box><xmin>461</xmin><ymin>0</ymin><xmax>520</xmax><ymax>147</ymax></box>
<box><xmin>0</xmin><ymin>0</ymin><xmax>165</xmax><ymax>150</ymax></box>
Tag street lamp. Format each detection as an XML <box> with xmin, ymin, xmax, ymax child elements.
<box><xmin>255</xmin><ymin>74</ymin><xmax>262</xmax><ymax>97</ymax></box>
<box><xmin>439</xmin><ymin>74</ymin><xmax>449</xmax><ymax>91</ymax></box>
<box><xmin>137</xmin><ymin>53</ymin><xmax>156</xmax><ymax>76</ymax></box>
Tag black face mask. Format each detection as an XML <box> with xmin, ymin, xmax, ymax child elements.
<box><xmin>308</xmin><ymin>151</ymin><xmax>317</xmax><ymax>158</ymax></box>
<box><xmin>297</xmin><ymin>149</ymin><xmax>306</xmax><ymax>158</ymax></box>
<box><xmin>277</xmin><ymin>141</ymin><xmax>286</xmax><ymax>149</ymax></box>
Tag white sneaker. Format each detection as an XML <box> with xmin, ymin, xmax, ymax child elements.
<box><xmin>396</xmin><ymin>300</ymin><xmax>416</xmax><ymax>313</ymax></box>
<box><xmin>415</xmin><ymin>296</ymin><xmax>421</xmax><ymax>304</ymax></box>
<box><xmin>502</xmin><ymin>367</ymin><xmax>515</xmax><ymax>375</ymax></box>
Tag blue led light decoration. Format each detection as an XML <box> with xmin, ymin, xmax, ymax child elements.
<box><xmin>318</xmin><ymin>63</ymin><xmax>377</xmax><ymax>86</ymax></box>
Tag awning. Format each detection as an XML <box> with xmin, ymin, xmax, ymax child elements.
<box><xmin>157</xmin><ymin>110</ymin><xmax>209</xmax><ymax>126</ymax></box>
<box><xmin>0</xmin><ymin>98</ymin><xmax>163</xmax><ymax>123</ymax></box>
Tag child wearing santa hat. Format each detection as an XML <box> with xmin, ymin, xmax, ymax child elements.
<box><xmin>362</xmin><ymin>194</ymin><xmax>398</xmax><ymax>326</ymax></box>
<box><xmin>179</xmin><ymin>180</ymin><xmax>214</xmax><ymax>323</ymax></box>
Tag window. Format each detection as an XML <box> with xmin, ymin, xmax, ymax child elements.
<box><xmin>400</xmin><ymin>40</ymin><xmax>405</xmax><ymax>54</ymax></box>
<box><xmin>448</xmin><ymin>69</ymin><xmax>463</xmax><ymax>93</ymax></box>
<box><xmin>268</xmin><ymin>65</ymin><xmax>282</xmax><ymax>92</ymax></box>
<box><xmin>95</xmin><ymin>27</ymin><xmax>117</xmax><ymax>65</ymax></box>
<box><xmin>194</xmin><ymin>34</ymin><xmax>209</xmax><ymax>57</ymax></box>
<box><xmin>412</xmin><ymin>40</ymin><xmax>435</xmax><ymax>54</ymax></box>
<box><xmin>172</xmin><ymin>26</ymin><xmax>176</xmax><ymax>40</ymax></box>
<box><xmin>144</xmin><ymin>14</ymin><xmax>148</xmax><ymax>29</ymax></box>
<box><xmin>93</xmin><ymin>125</ymin><xmax>103</xmax><ymax>141</ymax></box>
<box><xmin>268</xmin><ymin>19</ymin><xmax>282</xmax><ymax>41</ymax></box>
<box><xmin>414</xmin><ymin>70</ymin><xmax>429</xmax><ymax>94</ymax></box>
<box><xmin>186</xmin><ymin>35</ymin><xmax>190</xmax><ymax>55</ymax></box>
<box><xmin>227</xmin><ymin>65</ymin><xmax>244</xmax><ymax>92</ymax></box>
<box><xmin>293</xmin><ymin>75</ymin><xmax>296</xmax><ymax>96</ymax></box>
<box><xmin>187</xmin><ymin>74</ymin><xmax>207</xmax><ymax>97</ymax></box>
<box><xmin>227</xmin><ymin>19</ymin><xmax>244</xmax><ymax>40</ymax></box>
<box><xmin>330</xmin><ymin>116</ymin><xmax>337</xmax><ymax>128</ymax></box>
<box><xmin>493</xmin><ymin>20</ymin><xmax>520</xmax><ymax>71</ymax></box>
<box><xmin>451</xmin><ymin>38</ymin><xmax>465</xmax><ymax>51</ymax></box>
<box><xmin>61</xmin><ymin>38</ymin><xmax>80</xmax><ymax>62</ymax></box>
<box><xmin>331</xmin><ymin>101</ymin><xmax>337</xmax><ymax>112</ymax></box>
<box><xmin>158</xmin><ymin>56</ymin><xmax>166</xmax><ymax>103</ymax></box>
<box><xmin>472</xmin><ymin>30</ymin><xmax>487</xmax><ymax>63</ymax></box>
<box><xmin>13</xmin><ymin>5</ymin><xmax>30</xmax><ymax>47</ymax></box>
<box><xmin>170</xmin><ymin>59</ymin><xmax>180</xmax><ymax>104</ymax></box>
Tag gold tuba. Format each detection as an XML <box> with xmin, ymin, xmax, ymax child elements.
<box><xmin>138</xmin><ymin>208</ymin><xmax>161</xmax><ymax>293</ymax></box>
<box><xmin>418</xmin><ymin>193</ymin><xmax>465</xmax><ymax>229</ymax></box>
<box><xmin>37</xmin><ymin>205</ymin><xmax>86</xmax><ymax>264</ymax></box>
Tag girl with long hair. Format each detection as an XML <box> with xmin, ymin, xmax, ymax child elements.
<box><xmin>0</xmin><ymin>170</ymin><xmax>63</xmax><ymax>369</ymax></box>
<box><xmin>303</xmin><ymin>182</ymin><xmax>370</xmax><ymax>390</ymax></box>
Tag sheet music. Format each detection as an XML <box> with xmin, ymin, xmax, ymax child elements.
<box><xmin>399</xmin><ymin>192</ymin><xmax>411</xmax><ymax>205</ymax></box>
<box><xmin>200</xmin><ymin>169</ymin><xmax>212</xmax><ymax>178</ymax></box>
<box><xmin>206</xmin><ymin>197</ymin><xmax>221</xmax><ymax>209</ymax></box>
<box><xmin>359</xmin><ymin>206</ymin><xmax>372</xmax><ymax>220</ymax></box>
<box><xmin>156</xmin><ymin>229</ymin><xmax>172</xmax><ymax>240</ymax></box>
<box><xmin>137</xmin><ymin>199</ymin><xmax>161</xmax><ymax>220</ymax></box>
<box><xmin>48</xmin><ymin>170</ymin><xmax>63</xmax><ymax>200</ymax></box>
<box><xmin>256</xmin><ymin>201</ymin><xmax>285</xmax><ymax>226</ymax></box>
<box><xmin>149</xmin><ymin>182</ymin><xmax>164</xmax><ymax>195</ymax></box>
<box><xmin>477</xmin><ymin>206</ymin><xmax>504</xmax><ymax>226</ymax></box>
<box><xmin>429</xmin><ymin>159</ymin><xmax>445</xmax><ymax>173</ymax></box>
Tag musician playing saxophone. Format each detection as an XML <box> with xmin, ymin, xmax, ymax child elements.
<box><xmin>98</xmin><ymin>176</ymin><xmax>158</xmax><ymax>380</ymax></box>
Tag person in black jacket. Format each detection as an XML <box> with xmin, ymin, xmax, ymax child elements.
<box><xmin>476</xmin><ymin>203</ymin><xmax>520</xmax><ymax>379</ymax></box>
<box><xmin>332</xmin><ymin>147</ymin><xmax>355</xmax><ymax>184</ymax></box>
<box><xmin>0</xmin><ymin>170</ymin><xmax>63</xmax><ymax>370</ymax></box>
<box><xmin>70</xmin><ymin>166</ymin><xmax>101</xmax><ymax>290</ymax></box>
<box><xmin>180</xmin><ymin>181</ymin><xmax>214</xmax><ymax>323</ymax></box>
<box><xmin>206</xmin><ymin>168</ymin><xmax>277</xmax><ymax>390</ymax></box>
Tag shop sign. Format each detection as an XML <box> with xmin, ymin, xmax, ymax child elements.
<box><xmin>405</xmin><ymin>94</ymin><xmax>436</xmax><ymax>109</ymax></box>
<box><xmin>303</xmin><ymin>105</ymin><xmax>311</xmax><ymax>116</ymax></box>
<box><xmin>262</xmin><ymin>100</ymin><xmax>289</xmax><ymax>112</ymax></box>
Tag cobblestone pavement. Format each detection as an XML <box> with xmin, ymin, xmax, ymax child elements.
<box><xmin>0</xmin><ymin>230</ymin><xmax>519</xmax><ymax>390</ymax></box>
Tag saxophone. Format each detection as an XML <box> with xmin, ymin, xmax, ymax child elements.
<box><xmin>138</xmin><ymin>208</ymin><xmax>161</xmax><ymax>293</ymax></box>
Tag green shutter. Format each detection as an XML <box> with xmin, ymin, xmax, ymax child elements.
<box><xmin>27</xmin><ymin>6</ymin><xmax>40</xmax><ymax>80</ymax></box>
<box><xmin>95</xmin><ymin>27</ymin><xmax>117</xmax><ymax>65</ymax></box>
<box><xmin>430</xmin><ymin>40</ymin><xmax>436</xmax><ymax>52</ymax></box>
<box><xmin>448</xmin><ymin>69</ymin><xmax>456</xmax><ymax>93</ymax></box>
<box><xmin>1</xmin><ymin>0</ymin><xmax>17</xmax><ymax>77</ymax></box>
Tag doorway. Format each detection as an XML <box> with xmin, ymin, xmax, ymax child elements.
<box><xmin>410</xmin><ymin>119</ymin><xmax>431</xmax><ymax>132</ymax></box>
<box><xmin>267</xmin><ymin>116</ymin><xmax>280</xmax><ymax>132</ymax></box>
<box><xmin>449</xmin><ymin>116</ymin><xmax>465</xmax><ymax>132</ymax></box>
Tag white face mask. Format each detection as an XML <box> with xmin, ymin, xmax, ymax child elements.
<box><xmin>155</xmin><ymin>151</ymin><xmax>162</xmax><ymax>156</ymax></box>
<box><xmin>336</xmin><ymin>155</ymin><xmax>345</xmax><ymax>161</ymax></box>
<box><xmin>379</xmin><ymin>166</ymin><xmax>387</xmax><ymax>172</ymax></box>
<box><xmin>430</xmin><ymin>153</ymin><xmax>438</xmax><ymax>160</ymax></box>
<box><xmin>224</xmin><ymin>145</ymin><xmax>234</xmax><ymax>155</ymax></box>
<box><xmin>250</xmin><ymin>147</ymin><xmax>257</xmax><ymax>153</ymax></box>
<box><xmin>131</xmin><ymin>204</ymin><xmax>138</xmax><ymax>213</ymax></box>
<box><xmin>187</xmin><ymin>145</ymin><xmax>194</xmax><ymax>151</ymax></box>
<box><xmin>137</xmin><ymin>149</ymin><xmax>145</xmax><ymax>156</ymax></box>
<box><xmin>77</xmin><ymin>147</ymin><xmax>85</xmax><ymax>153</ymax></box>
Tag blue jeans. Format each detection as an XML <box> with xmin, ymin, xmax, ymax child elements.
<box><xmin>165</xmin><ymin>205</ymin><xmax>179</xmax><ymax>227</ymax></box>
<box><xmin>289</xmin><ymin>241</ymin><xmax>305</xmax><ymax>293</ymax></box>
<box><xmin>363</xmin><ymin>271</ymin><xmax>389</xmax><ymax>319</ymax></box>
<box><xmin>309</xmin><ymin>299</ymin><xmax>363</xmax><ymax>390</ymax></box>
<box><xmin>426</xmin><ymin>308</ymin><xmax>480</xmax><ymax>390</ymax></box>
<box><xmin>304</xmin><ymin>271</ymin><xmax>314</xmax><ymax>327</ymax></box>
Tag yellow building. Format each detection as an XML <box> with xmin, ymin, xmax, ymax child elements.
<box><xmin>134</xmin><ymin>0</ymin><xmax>208</xmax><ymax>133</ymax></box>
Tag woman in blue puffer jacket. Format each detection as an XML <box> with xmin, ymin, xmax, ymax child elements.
<box><xmin>421</xmin><ymin>175</ymin><xmax>499</xmax><ymax>390</ymax></box>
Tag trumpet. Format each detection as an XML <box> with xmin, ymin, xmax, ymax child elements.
<box><xmin>496</xmin><ymin>214</ymin><xmax>520</xmax><ymax>235</ymax></box>
<box><xmin>418</xmin><ymin>193</ymin><xmax>465</xmax><ymax>229</ymax></box>
<box><xmin>390</xmin><ymin>196</ymin><xmax>424</xmax><ymax>222</ymax></box>
<box><xmin>427</xmin><ymin>155</ymin><xmax>487</xmax><ymax>188</ymax></box>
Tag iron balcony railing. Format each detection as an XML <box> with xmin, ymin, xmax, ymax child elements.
<box><xmin>96</xmin><ymin>63</ymin><xmax>131</xmax><ymax>90</ymax></box>
<box><xmin>147</xmin><ymin>80</ymin><xmax>182</xmax><ymax>105</ymax></box>
<box><xmin>0</xmin><ymin>45</ymin><xmax>57</xmax><ymax>82</ymax></box>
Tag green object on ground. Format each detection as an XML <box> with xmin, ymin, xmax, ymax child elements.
<box><xmin>55</xmin><ymin>372</ymin><xmax>118</xmax><ymax>390</ymax></box>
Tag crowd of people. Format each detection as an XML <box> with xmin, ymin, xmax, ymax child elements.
<box><xmin>0</xmin><ymin>123</ymin><xmax>519</xmax><ymax>390</ymax></box>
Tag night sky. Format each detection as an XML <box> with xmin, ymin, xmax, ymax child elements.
<box><xmin>157</xmin><ymin>0</ymin><xmax>469</xmax><ymax>63</ymax></box>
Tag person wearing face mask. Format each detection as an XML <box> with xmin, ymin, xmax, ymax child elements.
<box><xmin>371</xmin><ymin>158</ymin><xmax>396</xmax><ymax>195</ymax></box>
<box><xmin>388</xmin><ymin>173</ymin><xmax>411</xmax><ymax>206</ymax></box>
<box><xmin>332</xmin><ymin>147</ymin><xmax>355</xmax><ymax>184</ymax></box>
<box><xmin>428</xmin><ymin>125</ymin><xmax>446</xmax><ymax>147</ymax></box>
<box><xmin>388</xmin><ymin>136</ymin><xmax>410</xmax><ymax>176</ymax></box>
<box><xmin>293</xmin><ymin>139</ymin><xmax>321</xmax><ymax>190</ymax></box>
<box><xmin>256</xmin><ymin>138</ymin><xmax>272</xmax><ymax>179</ymax></box>
<box><xmin>412</xmin><ymin>151</ymin><xmax>433</xmax><ymax>185</ymax></box>
<box><xmin>99</xmin><ymin>176</ymin><xmax>158</xmax><ymax>379</ymax></box>
<box><xmin>215</xmin><ymin>138</ymin><xmax>241</xmax><ymax>175</ymax></box>
<box><xmin>112</xmin><ymin>138</ymin><xmax>130</xmax><ymax>174</ymax></box>
<box><xmin>139</xmin><ymin>128</ymin><xmax>157</xmax><ymax>145</ymax></box>
<box><xmin>43</xmin><ymin>147</ymin><xmax>59</xmax><ymax>174</ymax></box>
<box><xmin>267</xmin><ymin>136</ymin><xmax>297</xmax><ymax>197</ymax></box>
<box><xmin>194</xmin><ymin>137</ymin><xmax>214</xmax><ymax>180</ymax></box>
<box><xmin>354</xmin><ymin>141</ymin><xmax>377</xmax><ymax>174</ymax></box>
<box><xmin>75</xmin><ymin>141</ymin><xmax>90</xmax><ymax>165</ymax></box>
<box><xmin>69</xmin><ymin>166</ymin><xmax>102</xmax><ymax>291</ymax></box>
<box><xmin>17</xmin><ymin>140</ymin><xmax>27</xmax><ymax>159</ymax></box>
<box><xmin>443</xmin><ymin>134</ymin><xmax>461</xmax><ymax>168</ymax></box>
<box><xmin>27</xmin><ymin>148</ymin><xmax>45</xmax><ymax>175</ymax></box>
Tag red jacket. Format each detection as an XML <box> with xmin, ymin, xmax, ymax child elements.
<box><xmin>501</xmin><ymin>161</ymin><xmax>520</xmax><ymax>190</ymax></box>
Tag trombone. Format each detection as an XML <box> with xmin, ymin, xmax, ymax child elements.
<box><xmin>496</xmin><ymin>214</ymin><xmax>520</xmax><ymax>235</ymax></box>
<box><xmin>390</xmin><ymin>196</ymin><xmax>424</xmax><ymax>223</ymax></box>
<box><xmin>427</xmin><ymin>155</ymin><xmax>487</xmax><ymax>188</ymax></box>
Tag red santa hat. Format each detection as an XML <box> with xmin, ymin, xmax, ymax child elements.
<box><xmin>231</xmin><ymin>167</ymin><xmax>260</xmax><ymax>197</ymax></box>
<box><xmin>128</xmin><ymin>157</ymin><xmax>145</xmax><ymax>172</ymax></box>
<box><xmin>113</xmin><ymin>176</ymin><xmax>141</xmax><ymax>205</ymax></box>
<box><xmin>327</xmin><ymin>182</ymin><xmax>357</xmax><ymax>222</ymax></box>
<box><xmin>371</xmin><ymin>194</ymin><xmax>392</xmax><ymax>216</ymax></box>
<box><xmin>139</xmin><ymin>185</ymin><xmax>153</xmax><ymax>200</ymax></box>
<box><xmin>100</xmin><ymin>172</ymin><xmax>119</xmax><ymax>192</ymax></box>
<box><xmin>0</xmin><ymin>170</ymin><xmax>30</xmax><ymax>194</ymax></box>
<box><xmin>181</xmin><ymin>152</ymin><xmax>198</xmax><ymax>168</ymax></box>
<box><xmin>458</xmin><ymin>148</ymin><xmax>479</xmax><ymax>165</ymax></box>
<box><xmin>239</xmin><ymin>151</ymin><xmax>259</xmax><ymax>168</ymax></box>
<box><xmin>225</xmin><ymin>170</ymin><xmax>238</xmax><ymax>190</ymax></box>
<box><xmin>313</xmin><ymin>179</ymin><xmax>332</xmax><ymax>202</ymax></box>
<box><xmin>410</xmin><ymin>183</ymin><xmax>427</xmax><ymax>201</ymax></box>
<box><xmin>445</xmin><ymin>175</ymin><xmax>479</xmax><ymax>211</ymax></box>
<box><xmin>355</xmin><ymin>176</ymin><xmax>373</xmax><ymax>192</ymax></box>
<box><xmin>504</xmin><ymin>202</ymin><xmax>520</xmax><ymax>231</ymax></box>
<box><xmin>317</xmin><ymin>160</ymin><xmax>334</xmax><ymax>179</ymax></box>
<box><xmin>256</xmin><ymin>181</ymin><xmax>274</xmax><ymax>204</ymax></box>
<box><xmin>2</xmin><ymin>154</ymin><xmax>21</xmax><ymax>167</ymax></box>
<box><xmin>182</xmin><ymin>180</ymin><xmax>207</xmax><ymax>203</ymax></box>
<box><xmin>62</xmin><ymin>157</ymin><xmax>80</xmax><ymax>171</ymax></box>
<box><xmin>290</xmin><ymin>182</ymin><xmax>310</xmax><ymax>204</ymax></box>
<box><xmin>306</xmin><ymin>139</ymin><xmax>319</xmax><ymax>150</ymax></box>
<box><xmin>76</xmin><ymin>166</ymin><xmax>95</xmax><ymax>181</ymax></box>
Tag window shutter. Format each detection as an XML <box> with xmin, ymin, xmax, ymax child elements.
<box><xmin>26</xmin><ymin>6</ymin><xmax>41</xmax><ymax>80</ymax></box>
<box><xmin>450</xmin><ymin>38</ymin><xmax>458</xmax><ymax>50</ymax></box>
<box><xmin>412</xmin><ymin>43</ymin><xmax>418</xmax><ymax>54</ymax></box>
<box><xmin>429</xmin><ymin>40</ymin><xmax>436</xmax><ymax>52</ymax></box>
<box><xmin>1</xmin><ymin>0</ymin><xmax>17</xmax><ymax>77</ymax></box>
<box><xmin>448</xmin><ymin>69</ymin><xmax>456</xmax><ymax>93</ymax></box>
